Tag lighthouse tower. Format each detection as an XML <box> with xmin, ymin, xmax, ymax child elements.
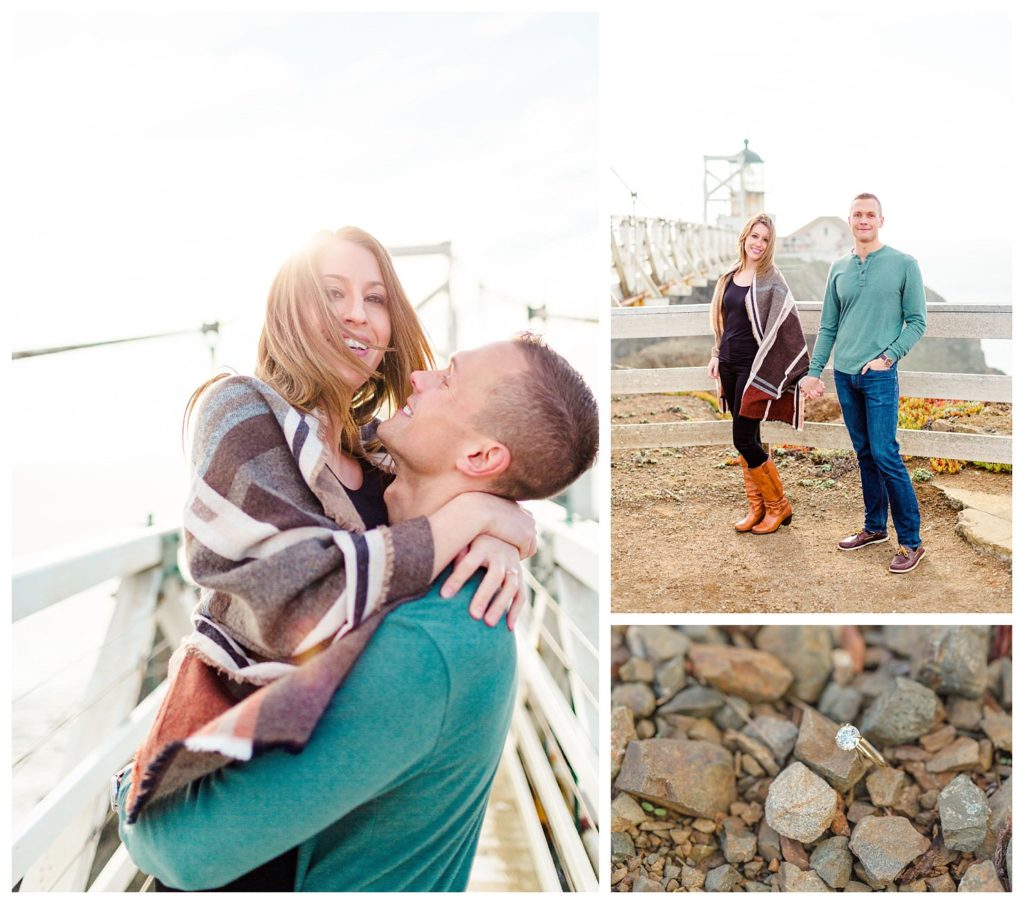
<box><xmin>703</xmin><ymin>139</ymin><xmax>766</xmax><ymax>229</ymax></box>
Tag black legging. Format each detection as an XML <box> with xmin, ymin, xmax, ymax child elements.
<box><xmin>719</xmin><ymin>361</ymin><xmax>768</xmax><ymax>468</ymax></box>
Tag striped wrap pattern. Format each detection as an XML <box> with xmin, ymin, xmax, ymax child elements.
<box><xmin>125</xmin><ymin>376</ymin><xmax>433</xmax><ymax>823</ymax></box>
<box><xmin>712</xmin><ymin>267</ymin><xmax>810</xmax><ymax>429</ymax></box>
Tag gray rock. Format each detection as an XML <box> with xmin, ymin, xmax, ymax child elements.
<box><xmin>914</xmin><ymin>626</ymin><xmax>989</xmax><ymax>700</ymax></box>
<box><xmin>860</xmin><ymin>677</ymin><xmax>941</xmax><ymax>746</ymax></box>
<box><xmin>688</xmin><ymin>643</ymin><xmax>794</xmax><ymax>702</ymax></box>
<box><xmin>625</xmin><ymin>625</ymin><xmax>690</xmax><ymax>662</ymax></box>
<box><xmin>937</xmin><ymin>773</ymin><xmax>990</xmax><ymax>852</ymax></box>
<box><xmin>764</xmin><ymin>762</ymin><xmax>839</xmax><ymax>844</ymax></box>
<box><xmin>743</xmin><ymin>880</ymin><xmax>772</xmax><ymax>892</ymax></box>
<box><xmin>926</xmin><ymin>736</ymin><xmax>980</xmax><ymax>773</ymax></box>
<box><xmin>611</xmin><ymin>831</ymin><xmax>635</xmax><ymax>861</ymax></box>
<box><xmin>957</xmin><ymin>860</ymin><xmax>1003</xmax><ymax>892</ymax></box>
<box><xmin>704</xmin><ymin>864</ymin><xmax>743</xmax><ymax>893</ymax></box>
<box><xmin>779</xmin><ymin>862</ymin><xmax>833</xmax><ymax>892</ymax></box>
<box><xmin>866</xmin><ymin>767</ymin><xmax>908</xmax><ymax>808</ymax></box>
<box><xmin>615</xmin><ymin>739</ymin><xmax>736</xmax><ymax>819</ymax></box>
<box><xmin>654</xmin><ymin>654</ymin><xmax>687</xmax><ymax>699</ymax></box>
<box><xmin>793</xmin><ymin>706</ymin><xmax>867</xmax><ymax>792</ymax></box>
<box><xmin>946</xmin><ymin>696</ymin><xmax>983</xmax><ymax>730</ymax></box>
<box><xmin>977</xmin><ymin>777</ymin><xmax>1011</xmax><ymax>860</ymax></box>
<box><xmin>810</xmin><ymin>835</ymin><xmax>852</xmax><ymax>889</ymax></box>
<box><xmin>612</xmin><ymin>682</ymin><xmax>656</xmax><ymax>718</ymax></box>
<box><xmin>720</xmin><ymin>817</ymin><xmax>757</xmax><ymax>864</ymax></box>
<box><xmin>980</xmin><ymin>710</ymin><xmax>1012</xmax><ymax>752</ymax></box>
<box><xmin>658</xmin><ymin>684</ymin><xmax>725</xmax><ymax>717</ymax></box>
<box><xmin>818</xmin><ymin>682</ymin><xmax>863</xmax><ymax>725</ymax></box>
<box><xmin>611</xmin><ymin>706</ymin><xmax>636</xmax><ymax>780</ymax></box>
<box><xmin>619</xmin><ymin>657</ymin><xmax>655</xmax><ymax>684</ymax></box>
<box><xmin>744</xmin><ymin>715</ymin><xmax>799</xmax><ymax>762</ymax></box>
<box><xmin>713</xmin><ymin>694</ymin><xmax>750</xmax><ymax>731</ymax></box>
<box><xmin>678</xmin><ymin>625</ymin><xmax>727</xmax><ymax>644</ymax></box>
<box><xmin>757</xmin><ymin>818</ymin><xmax>782</xmax><ymax>862</ymax></box>
<box><xmin>848</xmin><ymin>815</ymin><xmax>930</xmax><ymax>883</ymax></box>
<box><xmin>631</xmin><ymin>876</ymin><xmax>664</xmax><ymax>892</ymax></box>
<box><xmin>755</xmin><ymin>625</ymin><xmax>833</xmax><ymax>702</ymax></box>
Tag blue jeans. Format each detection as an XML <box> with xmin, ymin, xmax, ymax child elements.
<box><xmin>834</xmin><ymin>367</ymin><xmax>922</xmax><ymax>549</ymax></box>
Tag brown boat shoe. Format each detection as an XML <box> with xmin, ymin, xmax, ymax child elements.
<box><xmin>889</xmin><ymin>545</ymin><xmax>926</xmax><ymax>574</ymax></box>
<box><xmin>837</xmin><ymin>529</ymin><xmax>888</xmax><ymax>551</ymax></box>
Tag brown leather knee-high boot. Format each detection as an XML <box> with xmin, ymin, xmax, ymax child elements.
<box><xmin>749</xmin><ymin>459</ymin><xmax>793</xmax><ymax>534</ymax></box>
<box><xmin>735</xmin><ymin>457</ymin><xmax>765</xmax><ymax>532</ymax></box>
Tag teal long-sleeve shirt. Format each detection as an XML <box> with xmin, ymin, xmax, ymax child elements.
<box><xmin>117</xmin><ymin>572</ymin><xmax>516</xmax><ymax>892</ymax></box>
<box><xmin>808</xmin><ymin>245</ymin><xmax>927</xmax><ymax>377</ymax></box>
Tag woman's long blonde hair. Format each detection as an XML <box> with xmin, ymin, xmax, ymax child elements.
<box><xmin>187</xmin><ymin>227</ymin><xmax>433</xmax><ymax>456</ymax></box>
<box><xmin>709</xmin><ymin>213</ymin><xmax>777</xmax><ymax>343</ymax></box>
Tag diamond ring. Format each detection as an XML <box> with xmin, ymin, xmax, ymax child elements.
<box><xmin>835</xmin><ymin>723</ymin><xmax>887</xmax><ymax>768</ymax></box>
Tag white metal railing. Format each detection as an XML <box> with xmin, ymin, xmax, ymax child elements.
<box><xmin>12</xmin><ymin>526</ymin><xmax>192</xmax><ymax>892</ymax></box>
<box><xmin>611</xmin><ymin>216</ymin><xmax>738</xmax><ymax>305</ymax></box>
<box><xmin>12</xmin><ymin>509</ymin><xmax>599</xmax><ymax>892</ymax></box>
<box><xmin>612</xmin><ymin>302</ymin><xmax>1012</xmax><ymax>464</ymax></box>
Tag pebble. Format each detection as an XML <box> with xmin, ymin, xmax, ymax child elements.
<box><xmin>978</xmin><ymin>778</ymin><xmax>1012</xmax><ymax>860</ymax></box>
<box><xmin>980</xmin><ymin>710</ymin><xmax>1012</xmax><ymax>751</ymax></box>
<box><xmin>925</xmin><ymin>873</ymin><xmax>956</xmax><ymax>892</ymax></box>
<box><xmin>755</xmin><ymin>625</ymin><xmax>833</xmax><ymax>703</ymax></box>
<box><xmin>848</xmin><ymin>815</ymin><xmax>930</xmax><ymax>883</ymax></box>
<box><xmin>945</xmin><ymin>696</ymin><xmax>982</xmax><ymax>730</ymax></box>
<box><xmin>846</xmin><ymin>801</ymin><xmax>876</xmax><ymax>823</ymax></box>
<box><xmin>809</xmin><ymin>835</ymin><xmax>852</xmax><ymax>889</ymax></box>
<box><xmin>677</xmin><ymin>864</ymin><xmax>705</xmax><ymax>888</ymax></box>
<box><xmin>625</xmin><ymin>625</ymin><xmax>690</xmax><ymax>663</ymax></box>
<box><xmin>919</xmin><ymin>723</ymin><xmax>957</xmax><ymax>752</ymax></box>
<box><xmin>925</xmin><ymin>736</ymin><xmax>980</xmax><ymax>773</ymax></box>
<box><xmin>793</xmin><ymin>706</ymin><xmax>867</xmax><ymax>792</ymax></box>
<box><xmin>831</xmin><ymin>648</ymin><xmax>855</xmax><ymax>686</ymax></box>
<box><xmin>631</xmin><ymin>875</ymin><xmax>663</xmax><ymax>892</ymax></box>
<box><xmin>653</xmin><ymin>654</ymin><xmax>687</xmax><ymax>699</ymax></box>
<box><xmin>615</xmin><ymin>739</ymin><xmax>736</xmax><ymax>819</ymax></box>
<box><xmin>743</xmin><ymin>880</ymin><xmax>772</xmax><ymax>892</ymax></box>
<box><xmin>611</xmin><ymin>831</ymin><xmax>635</xmax><ymax>861</ymax></box>
<box><xmin>713</xmin><ymin>695</ymin><xmax>750</xmax><ymax>731</ymax></box>
<box><xmin>688</xmin><ymin>643</ymin><xmax>794</xmax><ymax>702</ymax></box>
<box><xmin>778</xmin><ymin>862</ymin><xmax>832</xmax><ymax>892</ymax></box>
<box><xmin>756</xmin><ymin>819</ymin><xmax>782</xmax><ymax>862</ymax></box>
<box><xmin>744</xmin><ymin>715</ymin><xmax>798</xmax><ymax>763</ymax></box>
<box><xmin>937</xmin><ymin>773</ymin><xmax>990</xmax><ymax>852</ymax></box>
<box><xmin>611</xmin><ymin>792</ymin><xmax>648</xmax><ymax>830</ymax></box>
<box><xmin>610</xmin><ymin>706</ymin><xmax>636</xmax><ymax>780</ymax></box>
<box><xmin>687</xmin><ymin>717</ymin><xmax>722</xmax><ymax>745</ymax></box>
<box><xmin>658</xmin><ymin>684</ymin><xmax>725</xmax><ymax>717</ymax></box>
<box><xmin>860</xmin><ymin>677</ymin><xmax>941</xmax><ymax>746</ymax></box>
<box><xmin>764</xmin><ymin>762</ymin><xmax>839</xmax><ymax>844</ymax></box>
<box><xmin>729</xmin><ymin>730</ymin><xmax>780</xmax><ymax>777</ymax></box>
<box><xmin>914</xmin><ymin>626</ymin><xmax>989</xmax><ymax>700</ymax></box>
<box><xmin>817</xmin><ymin>682</ymin><xmax>863</xmax><ymax>725</ymax></box>
<box><xmin>957</xmin><ymin>859</ymin><xmax>1003</xmax><ymax>892</ymax></box>
<box><xmin>844</xmin><ymin>880</ymin><xmax>874</xmax><ymax>892</ymax></box>
<box><xmin>718</xmin><ymin>817</ymin><xmax>755</xmax><ymax>863</ymax></box>
<box><xmin>865</xmin><ymin>767</ymin><xmax>907</xmax><ymax>808</ymax></box>
<box><xmin>611</xmin><ymin>682</ymin><xmax>656</xmax><ymax>718</ymax></box>
<box><xmin>704</xmin><ymin>863</ymin><xmax>743</xmax><ymax>892</ymax></box>
<box><xmin>618</xmin><ymin>657</ymin><xmax>655</xmax><ymax>684</ymax></box>
<box><xmin>780</xmin><ymin>834</ymin><xmax>810</xmax><ymax>870</ymax></box>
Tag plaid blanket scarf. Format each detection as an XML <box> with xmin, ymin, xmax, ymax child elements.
<box><xmin>712</xmin><ymin>266</ymin><xmax>810</xmax><ymax>429</ymax></box>
<box><xmin>124</xmin><ymin>376</ymin><xmax>433</xmax><ymax>823</ymax></box>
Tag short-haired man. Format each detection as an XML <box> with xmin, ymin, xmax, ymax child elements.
<box><xmin>116</xmin><ymin>334</ymin><xmax>598</xmax><ymax>891</ymax></box>
<box><xmin>800</xmin><ymin>194</ymin><xmax>927</xmax><ymax>573</ymax></box>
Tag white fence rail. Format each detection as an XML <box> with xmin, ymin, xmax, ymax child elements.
<box><xmin>612</xmin><ymin>302</ymin><xmax>1012</xmax><ymax>464</ymax></box>
<box><xmin>12</xmin><ymin>511</ymin><xmax>599</xmax><ymax>892</ymax></box>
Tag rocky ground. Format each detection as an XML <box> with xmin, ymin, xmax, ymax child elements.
<box><xmin>610</xmin><ymin>625</ymin><xmax>1012</xmax><ymax>893</ymax></box>
<box><xmin>611</xmin><ymin>393</ymin><xmax>1012</xmax><ymax>613</ymax></box>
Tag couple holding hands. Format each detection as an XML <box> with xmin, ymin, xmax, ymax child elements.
<box><xmin>706</xmin><ymin>193</ymin><xmax>928</xmax><ymax>574</ymax></box>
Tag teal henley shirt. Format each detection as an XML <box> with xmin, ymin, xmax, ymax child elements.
<box><xmin>808</xmin><ymin>245</ymin><xmax>927</xmax><ymax>377</ymax></box>
<box><xmin>118</xmin><ymin>571</ymin><xmax>517</xmax><ymax>892</ymax></box>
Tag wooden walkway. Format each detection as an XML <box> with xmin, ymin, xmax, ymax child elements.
<box><xmin>468</xmin><ymin>756</ymin><xmax>544</xmax><ymax>892</ymax></box>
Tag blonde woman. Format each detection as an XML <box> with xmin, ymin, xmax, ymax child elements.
<box><xmin>706</xmin><ymin>214</ymin><xmax>809</xmax><ymax>534</ymax></box>
<box><xmin>123</xmin><ymin>228</ymin><xmax>534</xmax><ymax>891</ymax></box>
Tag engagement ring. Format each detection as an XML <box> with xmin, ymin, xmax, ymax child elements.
<box><xmin>834</xmin><ymin>723</ymin><xmax>887</xmax><ymax>768</ymax></box>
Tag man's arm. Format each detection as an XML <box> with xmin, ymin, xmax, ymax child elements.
<box><xmin>807</xmin><ymin>265</ymin><xmax>841</xmax><ymax>379</ymax></box>
<box><xmin>883</xmin><ymin>257</ymin><xmax>927</xmax><ymax>362</ymax></box>
<box><xmin>118</xmin><ymin>621</ymin><xmax>448</xmax><ymax>890</ymax></box>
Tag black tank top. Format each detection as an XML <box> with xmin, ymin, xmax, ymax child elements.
<box><xmin>718</xmin><ymin>278</ymin><xmax>759</xmax><ymax>367</ymax></box>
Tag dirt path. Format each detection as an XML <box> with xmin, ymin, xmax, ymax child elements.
<box><xmin>611</xmin><ymin>394</ymin><xmax>1012</xmax><ymax>614</ymax></box>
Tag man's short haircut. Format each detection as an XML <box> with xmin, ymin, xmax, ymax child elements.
<box><xmin>851</xmin><ymin>192</ymin><xmax>883</xmax><ymax>215</ymax></box>
<box><xmin>474</xmin><ymin>333</ymin><xmax>598</xmax><ymax>501</ymax></box>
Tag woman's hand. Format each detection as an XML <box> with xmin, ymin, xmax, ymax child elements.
<box><xmin>441</xmin><ymin>536</ymin><xmax>526</xmax><ymax>629</ymax></box>
<box><xmin>467</xmin><ymin>492</ymin><xmax>537</xmax><ymax>559</ymax></box>
<box><xmin>707</xmin><ymin>356</ymin><xmax>719</xmax><ymax>379</ymax></box>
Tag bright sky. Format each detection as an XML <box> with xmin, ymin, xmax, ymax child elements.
<box><xmin>602</xmin><ymin>0</ymin><xmax>1013</xmax><ymax>305</ymax></box>
<box><xmin>12</xmin><ymin>11</ymin><xmax>599</xmax><ymax>357</ymax></box>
